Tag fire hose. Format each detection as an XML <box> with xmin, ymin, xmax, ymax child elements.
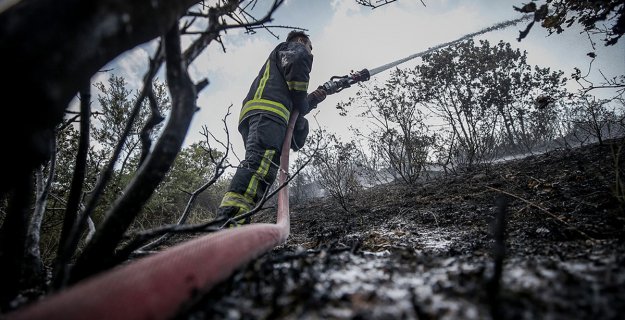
<box><xmin>6</xmin><ymin>14</ymin><xmax>531</xmax><ymax>319</ymax></box>
<box><xmin>6</xmin><ymin>70</ymin><xmax>371</xmax><ymax>320</ymax></box>
<box><xmin>8</xmin><ymin>111</ymin><xmax>300</xmax><ymax>319</ymax></box>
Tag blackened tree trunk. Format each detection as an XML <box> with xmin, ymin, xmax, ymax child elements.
<box><xmin>0</xmin><ymin>0</ymin><xmax>201</xmax><ymax>195</ymax></box>
<box><xmin>0</xmin><ymin>175</ymin><xmax>34</xmax><ymax>310</ymax></box>
<box><xmin>0</xmin><ymin>0</ymin><xmax>205</xmax><ymax>307</ymax></box>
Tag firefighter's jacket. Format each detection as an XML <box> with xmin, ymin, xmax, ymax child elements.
<box><xmin>239</xmin><ymin>41</ymin><xmax>313</xmax><ymax>128</ymax></box>
<box><xmin>219</xmin><ymin>41</ymin><xmax>314</xmax><ymax>216</ymax></box>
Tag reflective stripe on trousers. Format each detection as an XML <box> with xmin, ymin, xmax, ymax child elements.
<box><xmin>219</xmin><ymin>114</ymin><xmax>286</xmax><ymax>212</ymax></box>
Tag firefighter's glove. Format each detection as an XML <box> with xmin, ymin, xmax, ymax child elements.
<box><xmin>307</xmin><ymin>88</ymin><xmax>327</xmax><ymax>109</ymax></box>
<box><xmin>291</xmin><ymin>116</ymin><xmax>309</xmax><ymax>152</ymax></box>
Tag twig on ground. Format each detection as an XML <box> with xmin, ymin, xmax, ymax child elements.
<box><xmin>488</xmin><ymin>196</ymin><xmax>507</xmax><ymax>320</ymax></box>
<box><xmin>484</xmin><ymin>185</ymin><xmax>595</xmax><ymax>240</ymax></box>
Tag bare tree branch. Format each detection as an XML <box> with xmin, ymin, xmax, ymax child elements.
<box><xmin>52</xmin><ymin>84</ymin><xmax>92</xmax><ymax>290</ymax></box>
<box><xmin>138</xmin><ymin>81</ymin><xmax>166</xmax><ymax>167</ymax></box>
<box><xmin>69</xmin><ymin>23</ymin><xmax>199</xmax><ymax>284</ymax></box>
<box><xmin>22</xmin><ymin>138</ymin><xmax>56</xmax><ymax>289</ymax></box>
<box><xmin>485</xmin><ymin>186</ymin><xmax>595</xmax><ymax>240</ymax></box>
<box><xmin>0</xmin><ymin>0</ymin><xmax>204</xmax><ymax>195</ymax></box>
<box><xmin>356</xmin><ymin>0</ymin><xmax>426</xmax><ymax>9</ymax></box>
<box><xmin>117</xmin><ymin>129</ymin><xmax>320</xmax><ymax>256</ymax></box>
<box><xmin>136</xmin><ymin>106</ymin><xmax>234</xmax><ymax>252</ymax></box>
<box><xmin>57</xmin><ymin>48</ymin><xmax>163</xmax><ymax>288</ymax></box>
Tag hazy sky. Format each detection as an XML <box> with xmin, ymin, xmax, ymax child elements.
<box><xmin>94</xmin><ymin>0</ymin><xmax>625</xmax><ymax>161</ymax></box>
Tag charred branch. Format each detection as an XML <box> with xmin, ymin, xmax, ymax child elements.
<box><xmin>0</xmin><ymin>0</ymin><xmax>202</xmax><ymax>195</ymax></box>
<box><xmin>52</xmin><ymin>84</ymin><xmax>92</xmax><ymax>290</ymax></box>
<box><xmin>0</xmin><ymin>174</ymin><xmax>34</xmax><ymax>309</ymax></box>
<box><xmin>138</xmin><ymin>87</ymin><xmax>166</xmax><ymax>167</ymax></box>
<box><xmin>356</xmin><ymin>0</ymin><xmax>426</xmax><ymax>9</ymax></box>
<box><xmin>488</xmin><ymin>196</ymin><xmax>508</xmax><ymax>320</ymax></box>
<box><xmin>118</xmin><ymin>131</ymin><xmax>316</xmax><ymax>255</ymax></box>
<box><xmin>69</xmin><ymin>23</ymin><xmax>198</xmax><ymax>284</ymax></box>
<box><xmin>22</xmin><ymin>141</ymin><xmax>56</xmax><ymax>291</ymax></box>
<box><xmin>136</xmin><ymin>107</ymin><xmax>234</xmax><ymax>252</ymax></box>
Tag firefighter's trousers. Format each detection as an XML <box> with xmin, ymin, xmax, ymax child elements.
<box><xmin>218</xmin><ymin>114</ymin><xmax>286</xmax><ymax>218</ymax></box>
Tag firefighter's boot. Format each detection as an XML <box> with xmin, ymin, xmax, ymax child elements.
<box><xmin>216</xmin><ymin>206</ymin><xmax>251</xmax><ymax>228</ymax></box>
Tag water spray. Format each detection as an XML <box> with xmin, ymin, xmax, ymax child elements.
<box><xmin>317</xmin><ymin>14</ymin><xmax>533</xmax><ymax>94</ymax></box>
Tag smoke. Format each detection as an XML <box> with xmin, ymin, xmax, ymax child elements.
<box><xmin>368</xmin><ymin>14</ymin><xmax>533</xmax><ymax>76</ymax></box>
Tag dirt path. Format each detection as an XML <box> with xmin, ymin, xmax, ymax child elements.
<box><xmin>180</xmin><ymin>139</ymin><xmax>625</xmax><ymax>320</ymax></box>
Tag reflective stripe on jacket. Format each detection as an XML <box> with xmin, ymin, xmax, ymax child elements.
<box><xmin>239</xmin><ymin>41</ymin><xmax>313</xmax><ymax>127</ymax></box>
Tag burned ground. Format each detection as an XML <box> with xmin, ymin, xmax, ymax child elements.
<box><xmin>180</xmin><ymin>139</ymin><xmax>625</xmax><ymax>320</ymax></box>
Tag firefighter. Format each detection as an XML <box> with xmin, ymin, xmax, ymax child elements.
<box><xmin>217</xmin><ymin>30</ymin><xmax>327</xmax><ymax>225</ymax></box>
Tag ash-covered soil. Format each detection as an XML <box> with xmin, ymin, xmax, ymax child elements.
<box><xmin>180</xmin><ymin>139</ymin><xmax>625</xmax><ymax>320</ymax></box>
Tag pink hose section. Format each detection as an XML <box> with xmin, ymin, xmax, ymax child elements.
<box><xmin>8</xmin><ymin>111</ymin><xmax>300</xmax><ymax>320</ymax></box>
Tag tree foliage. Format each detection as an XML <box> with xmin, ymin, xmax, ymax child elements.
<box><xmin>414</xmin><ymin>39</ymin><xmax>566</xmax><ymax>166</ymax></box>
<box><xmin>92</xmin><ymin>75</ymin><xmax>170</xmax><ymax>175</ymax></box>
<box><xmin>343</xmin><ymin>39</ymin><xmax>569</xmax><ymax>174</ymax></box>
<box><xmin>515</xmin><ymin>0</ymin><xmax>625</xmax><ymax>45</ymax></box>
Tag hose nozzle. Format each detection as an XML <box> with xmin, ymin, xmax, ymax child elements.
<box><xmin>319</xmin><ymin>68</ymin><xmax>370</xmax><ymax>95</ymax></box>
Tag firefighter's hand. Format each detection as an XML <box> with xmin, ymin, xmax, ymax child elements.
<box><xmin>307</xmin><ymin>88</ymin><xmax>327</xmax><ymax>108</ymax></box>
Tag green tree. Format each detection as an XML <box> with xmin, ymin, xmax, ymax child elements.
<box><xmin>93</xmin><ymin>75</ymin><xmax>171</xmax><ymax>179</ymax></box>
<box><xmin>85</xmin><ymin>76</ymin><xmax>171</xmax><ymax>222</ymax></box>
<box><xmin>477</xmin><ymin>42</ymin><xmax>566</xmax><ymax>152</ymax></box>
<box><xmin>414</xmin><ymin>39</ymin><xmax>566</xmax><ymax>167</ymax></box>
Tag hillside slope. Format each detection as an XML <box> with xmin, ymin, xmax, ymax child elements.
<box><xmin>181</xmin><ymin>139</ymin><xmax>625</xmax><ymax>320</ymax></box>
